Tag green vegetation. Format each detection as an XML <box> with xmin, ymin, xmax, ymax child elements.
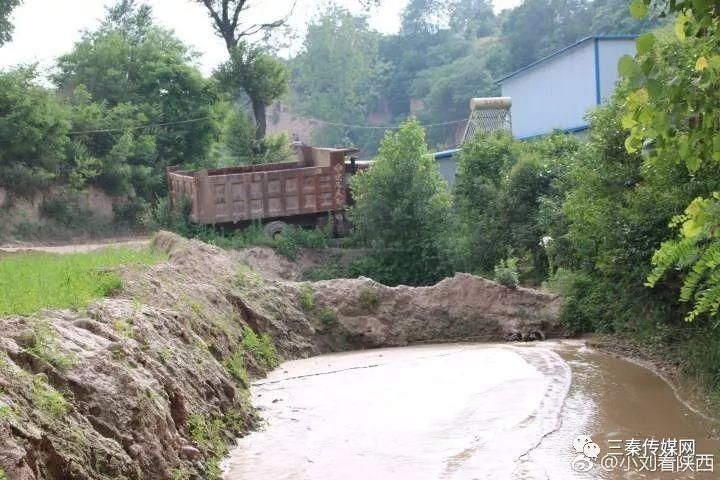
<box><xmin>318</xmin><ymin>307</ymin><xmax>338</xmax><ymax>328</ymax></box>
<box><xmin>350</xmin><ymin>120</ymin><xmax>454</xmax><ymax>286</ymax></box>
<box><xmin>32</xmin><ymin>376</ymin><xmax>68</xmax><ymax>418</ymax></box>
<box><xmin>0</xmin><ymin>247</ymin><xmax>165</xmax><ymax>316</ymax></box>
<box><xmin>358</xmin><ymin>287</ymin><xmax>380</xmax><ymax>311</ymax></box>
<box><xmin>298</xmin><ymin>285</ymin><xmax>316</xmax><ymax>312</ymax></box>
<box><xmin>493</xmin><ymin>259</ymin><xmax>519</xmax><ymax>289</ymax></box>
<box><xmin>25</xmin><ymin>321</ymin><xmax>78</xmax><ymax>371</ymax></box>
<box><xmin>241</xmin><ymin>327</ymin><xmax>278</xmax><ymax>369</ymax></box>
<box><xmin>223</xmin><ymin>351</ymin><xmax>250</xmax><ymax>387</ymax></box>
<box><xmin>188</xmin><ymin>413</ymin><xmax>226</xmax><ymax>480</ymax></box>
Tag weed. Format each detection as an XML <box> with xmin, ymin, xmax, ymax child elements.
<box><xmin>112</xmin><ymin>319</ymin><xmax>134</xmax><ymax>338</ymax></box>
<box><xmin>0</xmin><ymin>468</ymin><xmax>6</xmax><ymax>480</ymax></box>
<box><xmin>0</xmin><ymin>247</ymin><xmax>166</xmax><ymax>316</ymax></box>
<box><xmin>298</xmin><ymin>285</ymin><xmax>315</xmax><ymax>312</ymax></box>
<box><xmin>493</xmin><ymin>258</ymin><xmax>519</xmax><ymax>289</ymax></box>
<box><xmin>223</xmin><ymin>351</ymin><xmax>250</xmax><ymax>387</ymax></box>
<box><xmin>33</xmin><ymin>376</ymin><xmax>68</xmax><ymax>418</ymax></box>
<box><xmin>188</xmin><ymin>413</ymin><xmax>226</xmax><ymax>456</ymax></box>
<box><xmin>235</xmin><ymin>265</ymin><xmax>263</xmax><ymax>288</ymax></box>
<box><xmin>26</xmin><ymin>321</ymin><xmax>77</xmax><ymax>371</ymax></box>
<box><xmin>241</xmin><ymin>327</ymin><xmax>278</xmax><ymax>368</ymax></box>
<box><xmin>358</xmin><ymin>287</ymin><xmax>380</xmax><ymax>311</ymax></box>
<box><xmin>171</xmin><ymin>467</ymin><xmax>193</xmax><ymax>480</ymax></box>
<box><xmin>0</xmin><ymin>403</ymin><xmax>15</xmax><ymax>422</ymax></box>
<box><xmin>318</xmin><ymin>307</ymin><xmax>338</xmax><ymax>327</ymax></box>
<box><xmin>158</xmin><ymin>348</ymin><xmax>173</xmax><ymax>363</ymax></box>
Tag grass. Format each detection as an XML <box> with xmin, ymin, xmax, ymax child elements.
<box><xmin>241</xmin><ymin>326</ymin><xmax>278</xmax><ymax>368</ymax></box>
<box><xmin>318</xmin><ymin>307</ymin><xmax>338</xmax><ymax>327</ymax></box>
<box><xmin>0</xmin><ymin>247</ymin><xmax>166</xmax><ymax>316</ymax></box>
<box><xmin>358</xmin><ymin>286</ymin><xmax>380</xmax><ymax>311</ymax></box>
<box><xmin>223</xmin><ymin>351</ymin><xmax>250</xmax><ymax>387</ymax></box>
<box><xmin>33</xmin><ymin>376</ymin><xmax>68</xmax><ymax>418</ymax></box>
<box><xmin>298</xmin><ymin>284</ymin><xmax>315</xmax><ymax>312</ymax></box>
<box><xmin>26</xmin><ymin>321</ymin><xmax>77</xmax><ymax>370</ymax></box>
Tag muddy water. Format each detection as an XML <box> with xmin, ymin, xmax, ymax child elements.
<box><xmin>223</xmin><ymin>343</ymin><xmax>720</xmax><ymax>479</ymax></box>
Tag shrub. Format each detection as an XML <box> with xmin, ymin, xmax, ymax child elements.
<box><xmin>241</xmin><ymin>327</ymin><xmax>278</xmax><ymax>368</ymax></box>
<box><xmin>318</xmin><ymin>307</ymin><xmax>337</xmax><ymax>327</ymax></box>
<box><xmin>25</xmin><ymin>321</ymin><xmax>78</xmax><ymax>371</ymax></box>
<box><xmin>358</xmin><ymin>286</ymin><xmax>380</xmax><ymax>311</ymax></box>
<box><xmin>350</xmin><ymin>119</ymin><xmax>454</xmax><ymax>286</ymax></box>
<box><xmin>298</xmin><ymin>285</ymin><xmax>315</xmax><ymax>312</ymax></box>
<box><xmin>493</xmin><ymin>258</ymin><xmax>519</xmax><ymax>288</ymax></box>
<box><xmin>33</xmin><ymin>376</ymin><xmax>68</xmax><ymax>418</ymax></box>
<box><xmin>223</xmin><ymin>351</ymin><xmax>250</xmax><ymax>387</ymax></box>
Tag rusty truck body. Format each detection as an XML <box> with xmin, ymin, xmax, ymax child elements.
<box><xmin>167</xmin><ymin>146</ymin><xmax>360</xmax><ymax>233</ymax></box>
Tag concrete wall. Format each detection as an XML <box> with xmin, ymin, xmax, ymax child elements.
<box><xmin>501</xmin><ymin>41</ymin><xmax>596</xmax><ymax>138</ymax></box>
<box><xmin>437</xmin><ymin>156</ymin><xmax>458</xmax><ymax>187</ymax></box>
<box><xmin>597</xmin><ymin>39</ymin><xmax>637</xmax><ymax>101</ymax></box>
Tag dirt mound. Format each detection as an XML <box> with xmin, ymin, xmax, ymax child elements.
<box><xmin>0</xmin><ymin>232</ymin><xmax>562</xmax><ymax>480</ymax></box>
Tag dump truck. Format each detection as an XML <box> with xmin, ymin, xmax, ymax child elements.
<box><xmin>167</xmin><ymin>146</ymin><xmax>360</xmax><ymax>236</ymax></box>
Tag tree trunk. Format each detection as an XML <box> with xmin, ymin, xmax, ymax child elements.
<box><xmin>252</xmin><ymin>97</ymin><xmax>267</xmax><ymax>143</ymax></box>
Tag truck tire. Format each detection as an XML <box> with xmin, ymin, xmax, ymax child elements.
<box><xmin>263</xmin><ymin>221</ymin><xmax>289</xmax><ymax>239</ymax></box>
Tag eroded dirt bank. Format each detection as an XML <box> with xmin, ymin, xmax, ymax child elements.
<box><xmin>0</xmin><ymin>232</ymin><xmax>561</xmax><ymax>480</ymax></box>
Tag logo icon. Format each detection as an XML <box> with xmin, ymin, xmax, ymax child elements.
<box><xmin>571</xmin><ymin>435</ymin><xmax>601</xmax><ymax>473</ymax></box>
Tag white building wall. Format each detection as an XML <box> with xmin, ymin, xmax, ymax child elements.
<box><xmin>597</xmin><ymin>39</ymin><xmax>637</xmax><ymax>101</ymax></box>
<box><xmin>501</xmin><ymin>41</ymin><xmax>596</xmax><ymax>139</ymax></box>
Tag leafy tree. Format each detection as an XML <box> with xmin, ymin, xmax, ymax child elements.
<box><xmin>448</xmin><ymin>0</ymin><xmax>497</xmax><ymax>38</ymax></box>
<box><xmin>196</xmin><ymin>0</ymin><xmax>291</xmax><ymax>141</ymax></box>
<box><xmin>292</xmin><ymin>7</ymin><xmax>386</xmax><ymax>151</ymax></box>
<box><xmin>350</xmin><ymin>120</ymin><xmax>453</xmax><ymax>285</ymax></box>
<box><xmin>54</xmin><ymin>1</ymin><xmax>219</xmax><ymax>199</ymax></box>
<box><xmin>621</xmin><ymin>1</ymin><xmax>720</xmax><ymax>321</ymax></box>
<box><xmin>215</xmin><ymin>42</ymin><xmax>289</xmax><ymax>142</ymax></box>
<box><xmin>0</xmin><ymin>67</ymin><xmax>70</xmax><ymax>198</ymax></box>
<box><xmin>0</xmin><ymin>0</ymin><xmax>21</xmax><ymax>46</ymax></box>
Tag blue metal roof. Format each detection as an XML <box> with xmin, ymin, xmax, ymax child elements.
<box><xmin>495</xmin><ymin>35</ymin><xmax>638</xmax><ymax>84</ymax></box>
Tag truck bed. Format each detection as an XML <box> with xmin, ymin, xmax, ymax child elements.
<box><xmin>167</xmin><ymin>147</ymin><xmax>357</xmax><ymax>225</ymax></box>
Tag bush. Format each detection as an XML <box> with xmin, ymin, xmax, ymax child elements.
<box><xmin>493</xmin><ymin>258</ymin><xmax>519</xmax><ymax>288</ymax></box>
<box><xmin>358</xmin><ymin>286</ymin><xmax>380</xmax><ymax>311</ymax></box>
<box><xmin>241</xmin><ymin>326</ymin><xmax>278</xmax><ymax>368</ymax></box>
<box><xmin>318</xmin><ymin>307</ymin><xmax>337</xmax><ymax>327</ymax></box>
<box><xmin>298</xmin><ymin>285</ymin><xmax>315</xmax><ymax>312</ymax></box>
<box><xmin>350</xmin><ymin>119</ymin><xmax>454</xmax><ymax>286</ymax></box>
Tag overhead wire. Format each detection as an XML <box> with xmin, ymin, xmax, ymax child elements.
<box><xmin>66</xmin><ymin>114</ymin><xmax>469</xmax><ymax>135</ymax></box>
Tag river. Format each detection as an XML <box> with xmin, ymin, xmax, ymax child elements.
<box><xmin>222</xmin><ymin>342</ymin><xmax>719</xmax><ymax>479</ymax></box>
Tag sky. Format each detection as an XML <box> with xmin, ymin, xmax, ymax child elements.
<box><xmin>0</xmin><ymin>0</ymin><xmax>522</xmax><ymax>77</ymax></box>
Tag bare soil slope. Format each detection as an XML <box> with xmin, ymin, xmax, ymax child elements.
<box><xmin>0</xmin><ymin>232</ymin><xmax>562</xmax><ymax>480</ymax></box>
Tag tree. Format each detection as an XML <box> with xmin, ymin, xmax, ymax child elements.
<box><xmin>0</xmin><ymin>0</ymin><xmax>21</xmax><ymax>46</ymax></box>
<box><xmin>350</xmin><ymin>120</ymin><xmax>453</xmax><ymax>285</ymax></box>
<box><xmin>292</xmin><ymin>7</ymin><xmax>386</xmax><ymax>150</ymax></box>
<box><xmin>54</xmin><ymin>1</ymin><xmax>219</xmax><ymax>199</ymax></box>
<box><xmin>196</xmin><ymin>0</ymin><xmax>293</xmax><ymax>141</ymax></box>
<box><xmin>215</xmin><ymin>42</ymin><xmax>288</xmax><ymax>142</ymax></box>
<box><xmin>0</xmin><ymin>67</ymin><xmax>70</xmax><ymax>198</ymax></box>
<box><xmin>621</xmin><ymin>0</ymin><xmax>720</xmax><ymax>321</ymax></box>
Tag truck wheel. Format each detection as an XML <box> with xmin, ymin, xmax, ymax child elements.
<box><xmin>263</xmin><ymin>221</ymin><xmax>289</xmax><ymax>239</ymax></box>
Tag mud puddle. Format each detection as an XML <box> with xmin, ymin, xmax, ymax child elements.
<box><xmin>223</xmin><ymin>342</ymin><xmax>719</xmax><ymax>479</ymax></box>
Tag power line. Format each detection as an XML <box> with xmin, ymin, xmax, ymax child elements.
<box><xmin>66</xmin><ymin>114</ymin><xmax>469</xmax><ymax>135</ymax></box>
<box><xmin>67</xmin><ymin>116</ymin><xmax>214</xmax><ymax>135</ymax></box>
<box><xmin>290</xmin><ymin>115</ymin><xmax>469</xmax><ymax>130</ymax></box>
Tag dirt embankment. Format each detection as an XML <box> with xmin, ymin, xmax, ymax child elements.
<box><xmin>0</xmin><ymin>232</ymin><xmax>562</xmax><ymax>480</ymax></box>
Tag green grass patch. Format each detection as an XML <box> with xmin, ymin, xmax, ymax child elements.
<box><xmin>223</xmin><ymin>351</ymin><xmax>250</xmax><ymax>387</ymax></box>
<box><xmin>318</xmin><ymin>307</ymin><xmax>338</xmax><ymax>327</ymax></box>
<box><xmin>33</xmin><ymin>376</ymin><xmax>67</xmax><ymax>418</ymax></box>
<box><xmin>0</xmin><ymin>247</ymin><xmax>166</xmax><ymax>316</ymax></box>
<box><xmin>241</xmin><ymin>326</ymin><xmax>278</xmax><ymax>368</ymax></box>
<box><xmin>298</xmin><ymin>284</ymin><xmax>315</xmax><ymax>312</ymax></box>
